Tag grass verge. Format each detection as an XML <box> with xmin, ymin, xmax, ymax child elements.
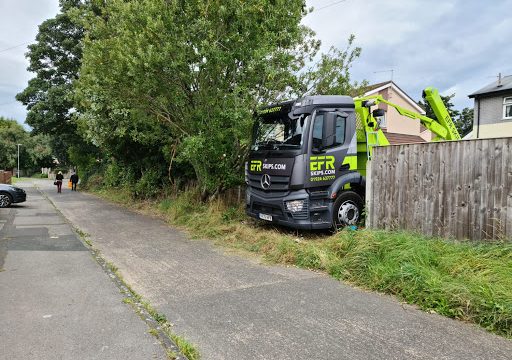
<box><xmin>91</xmin><ymin>186</ymin><xmax>512</xmax><ymax>338</ymax></box>
<box><xmin>11</xmin><ymin>177</ymin><xmax>32</xmax><ymax>184</ymax></box>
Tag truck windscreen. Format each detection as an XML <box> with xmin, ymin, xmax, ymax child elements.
<box><xmin>251</xmin><ymin>114</ymin><xmax>308</xmax><ymax>151</ymax></box>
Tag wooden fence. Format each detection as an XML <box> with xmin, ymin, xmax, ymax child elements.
<box><xmin>366</xmin><ymin>137</ymin><xmax>512</xmax><ymax>241</ymax></box>
<box><xmin>0</xmin><ymin>170</ymin><xmax>12</xmax><ymax>184</ymax></box>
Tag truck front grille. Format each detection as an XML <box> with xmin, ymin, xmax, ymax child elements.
<box><xmin>248</xmin><ymin>174</ymin><xmax>290</xmax><ymax>192</ymax></box>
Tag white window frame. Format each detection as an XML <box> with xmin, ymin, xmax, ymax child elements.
<box><xmin>377</xmin><ymin>111</ymin><xmax>387</xmax><ymax>128</ymax></box>
<box><xmin>503</xmin><ymin>97</ymin><xmax>512</xmax><ymax>120</ymax></box>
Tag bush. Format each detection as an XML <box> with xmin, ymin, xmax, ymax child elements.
<box><xmin>134</xmin><ymin>168</ymin><xmax>165</xmax><ymax>199</ymax></box>
<box><xmin>83</xmin><ymin>173</ymin><xmax>104</xmax><ymax>189</ymax></box>
<box><xmin>221</xmin><ymin>206</ymin><xmax>244</xmax><ymax>223</ymax></box>
<box><xmin>103</xmin><ymin>162</ymin><xmax>126</xmax><ymax>187</ymax></box>
<box><xmin>31</xmin><ymin>173</ymin><xmax>48</xmax><ymax>178</ymax></box>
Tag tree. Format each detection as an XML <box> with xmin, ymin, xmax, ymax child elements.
<box><xmin>0</xmin><ymin>117</ymin><xmax>55</xmax><ymax>173</ymax></box>
<box><xmin>0</xmin><ymin>118</ymin><xmax>30</xmax><ymax>171</ymax></box>
<box><xmin>16</xmin><ymin>0</ymin><xmax>94</xmax><ymax>165</ymax></box>
<box><xmin>454</xmin><ymin>107</ymin><xmax>473</xmax><ymax>137</ymax></box>
<box><xmin>299</xmin><ymin>34</ymin><xmax>366</xmax><ymax>96</ymax></box>
<box><xmin>27</xmin><ymin>134</ymin><xmax>55</xmax><ymax>169</ymax></box>
<box><xmin>75</xmin><ymin>0</ymin><xmax>320</xmax><ymax>195</ymax></box>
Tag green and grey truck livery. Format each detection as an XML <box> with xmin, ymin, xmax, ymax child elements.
<box><xmin>245</xmin><ymin>88</ymin><xmax>460</xmax><ymax>230</ymax></box>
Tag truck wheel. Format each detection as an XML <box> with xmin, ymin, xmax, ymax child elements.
<box><xmin>332</xmin><ymin>191</ymin><xmax>363</xmax><ymax>228</ymax></box>
<box><xmin>0</xmin><ymin>192</ymin><xmax>12</xmax><ymax>208</ymax></box>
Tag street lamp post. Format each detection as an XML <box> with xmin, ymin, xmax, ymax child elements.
<box><xmin>17</xmin><ymin>144</ymin><xmax>22</xmax><ymax>178</ymax></box>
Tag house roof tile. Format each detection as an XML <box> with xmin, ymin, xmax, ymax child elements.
<box><xmin>383</xmin><ymin>131</ymin><xmax>426</xmax><ymax>145</ymax></box>
<box><xmin>469</xmin><ymin>75</ymin><xmax>512</xmax><ymax>98</ymax></box>
<box><xmin>360</xmin><ymin>81</ymin><xmax>392</xmax><ymax>94</ymax></box>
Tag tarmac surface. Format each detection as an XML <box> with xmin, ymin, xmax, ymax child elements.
<box><xmin>0</xmin><ymin>181</ymin><xmax>167</xmax><ymax>360</ymax></box>
<box><xmin>3</xmin><ymin>178</ymin><xmax>512</xmax><ymax>359</ymax></box>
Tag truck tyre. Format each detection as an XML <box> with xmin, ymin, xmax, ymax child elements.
<box><xmin>0</xmin><ymin>192</ymin><xmax>12</xmax><ymax>208</ymax></box>
<box><xmin>332</xmin><ymin>191</ymin><xmax>363</xmax><ymax>228</ymax></box>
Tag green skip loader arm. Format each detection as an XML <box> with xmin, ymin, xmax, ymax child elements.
<box><xmin>422</xmin><ymin>87</ymin><xmax>461</xmax><ymax>141</ymax></box>
<box><xmin>356</xmin><ymin>87</ymin><xmax>461</xmax><ymax>142</ymax></box>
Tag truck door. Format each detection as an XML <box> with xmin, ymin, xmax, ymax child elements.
<box><xmin>306</xmin><ymin>110</ymin><xmax>355</xmax><ymax>188</ymax></box>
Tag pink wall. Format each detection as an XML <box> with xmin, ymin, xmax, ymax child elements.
<box><xmin>371</xmin><ymin>85</ymin><xmax>433</xmax><ymax>139</ymax></box>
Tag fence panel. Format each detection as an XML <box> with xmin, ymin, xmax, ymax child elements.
<box><xmin>0</xmin><ymin>170</ymin><xmax>13</xmax><ymax>184</ymax></box>
<box><xmin>366</xmin><ymin>138</ymin><xmax>512</xmax><ymax>241</ymax></box>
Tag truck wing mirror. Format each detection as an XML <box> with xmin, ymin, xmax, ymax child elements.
<box><xmin>322</xmin><ymin>112</ymin><xmax>337</xmax><ymax>148</ymax></box>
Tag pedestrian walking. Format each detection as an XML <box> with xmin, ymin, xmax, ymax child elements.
<box><xmin>70</xmin><ymin>172</ymin><xmax>79</xmax><ymax>191</ymax></box>
<box><xmin>55</xmin><ymin>171</ymin><xmax>64</xmax><ymax>193</ymax></box>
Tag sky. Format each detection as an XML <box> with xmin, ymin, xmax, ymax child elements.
<box><xmin>1</xmin><ymin>0</ymin><xmax>512</xmax><ymax>126</ymax></box>
<box><xmin>0</xmin><ymin>0</ymin><xmax>59</xmax><ymax>126</ymax></box>
<box><xmin>303</xmin><ymin>0</ymin><xmax>512</xmax><ymax>108</ymax></box>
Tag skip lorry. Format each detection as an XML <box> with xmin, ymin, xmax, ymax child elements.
<box><xmin>245</xmin><ymin>87</ymin><xmax>460</xmax><ymax>229</ymax></box>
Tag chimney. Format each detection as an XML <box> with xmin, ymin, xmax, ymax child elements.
<box><xmin>497</xmin><ymin>72</ymin><xmax>503</xmax><ymax>87</ymax></box>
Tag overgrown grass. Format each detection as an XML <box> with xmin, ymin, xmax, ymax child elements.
<box><xmin>11</xmin><ymin>177</ymin><xmax>32</xmax><ymax>184</ymax></box>
<box><xmin>31</xmin><ymin>173</ymin><xmax>48</xmax><ymax>179</ymax></box>
<box><xmin>91</xmin><ymin>186</ymin><xmax>512</xmax><ymax>338</ymax></box>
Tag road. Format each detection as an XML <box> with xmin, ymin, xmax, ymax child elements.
<box><xmin>0</xmin><ymin>181</ymin><xmax>167</xmax><ymax>360</ymax></box>
<box><xmin>3</xmin><ymin>179</ymin><xmax>512</xmax><ymax>359</ymax></box>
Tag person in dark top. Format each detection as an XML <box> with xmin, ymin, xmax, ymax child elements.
<box><xmin>55</xmin><ymin>171</ymin><xmax>64</xmax><ymax>193</ymax></box>
<box><xmin>70</xmin><ymin>172</ymin><xmax>79</xmax><ymax>191</ymax></box>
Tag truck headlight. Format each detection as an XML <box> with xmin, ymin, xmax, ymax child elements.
<box><xmin>244</xmin><ymin>162</ymin><xmax>249</xmax><ymax>184</ymax></box>
<box><xmin>286</xmin><ymin>200</ymin><xmax>304</xmax><ymax>213</ymax></box>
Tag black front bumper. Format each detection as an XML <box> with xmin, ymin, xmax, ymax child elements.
<box><xmin>246</xmin><ymin>188</ymin><xmax>333</xmax><ymax>230</ymax></box>
<box><xmin>12</xmin><ymin>191</ymin><xmax>27</xmax><ymax>204</ymax></box>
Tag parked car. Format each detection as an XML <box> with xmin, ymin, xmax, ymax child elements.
<box><xmin>0</xmin><ymin>184</ymin><xmax>27</xmax><ymax>208</ymax></box>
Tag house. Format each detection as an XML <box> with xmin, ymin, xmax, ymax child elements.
<box><xmin>362</xmin><ymin>81</ymin><xmax>433</xmax><ymax>144</ymax></box>
<box><xmin>468</xmin><ymin>74</ymin><xmax>512</xmax><ymax>139</ymax></box>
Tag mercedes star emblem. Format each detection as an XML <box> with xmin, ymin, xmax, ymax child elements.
<box><xmin>261</xmin><ymin>174</ymin><xmax>271</xmax><ymax>190</ymax></box>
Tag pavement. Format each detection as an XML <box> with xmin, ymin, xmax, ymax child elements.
<box><xmin>3</xmin><ymin>179</ymin><xmax>512</xmax><ymax>360</ymax></box>
<box><xmin>0</xmin><ymin>181</ymin><xmax>167</xmax><ymax>360</ymax></box>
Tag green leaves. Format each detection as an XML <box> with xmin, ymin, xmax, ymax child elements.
<box><xmin>75</xmin><ymin>0</ymin><xmax>318</xmax><ymax>193</ymax></box>
<box><xmin>18</xmin><ymin>0</ymin><xmax>364</xmax><ymax>195</ymax></box>
<box><xmin>16</xmin><ymin>0</ymin><xmax>93</xmax><ymax>165</ymax></box>
<box><xmin>299</xmin><ymin>34</ymin><xmax>365</xmax><ymax>97</ymax></box>
<box><xmin>0</xmin><ymin>117</ymin><xmax>54</xmax><ymax>171</ymax></box>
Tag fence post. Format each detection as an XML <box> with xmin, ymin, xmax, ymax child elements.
<box><xmin>365</xmin><ymin>159</ymin><xmax>372</xmax><ymax>228</ymax></box>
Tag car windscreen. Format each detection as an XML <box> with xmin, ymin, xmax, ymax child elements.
<box><xmin>251</xmin><ymin>114</ymin><xmax>308</xmax><ymax>151</ymax></box>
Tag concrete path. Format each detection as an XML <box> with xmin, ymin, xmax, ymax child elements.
<box><xmin>0</xmin><ymin>181</ymin><xmax>167</xmax><ymax>360</ymax></box>
<box><xmin>33</xmin><ymin>179</ymin><xmax>512</xmax><ymax>360</ymax></box>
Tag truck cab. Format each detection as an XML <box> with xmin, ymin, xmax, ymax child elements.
<box><xmin>245</xmin><ymin>95</ymin><xmax>365</xmax><ymax>230</ymax></box>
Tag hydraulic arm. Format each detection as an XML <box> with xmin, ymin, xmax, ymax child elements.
<box><xmin>422</xmin><ymin>87</ymin><xmax>461</xmax><ymax>141</ymax></box>
<box><xmin>357</xmin><ymin>87</ymin><xmax>461</xmax><ymax>141</ymax></box>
